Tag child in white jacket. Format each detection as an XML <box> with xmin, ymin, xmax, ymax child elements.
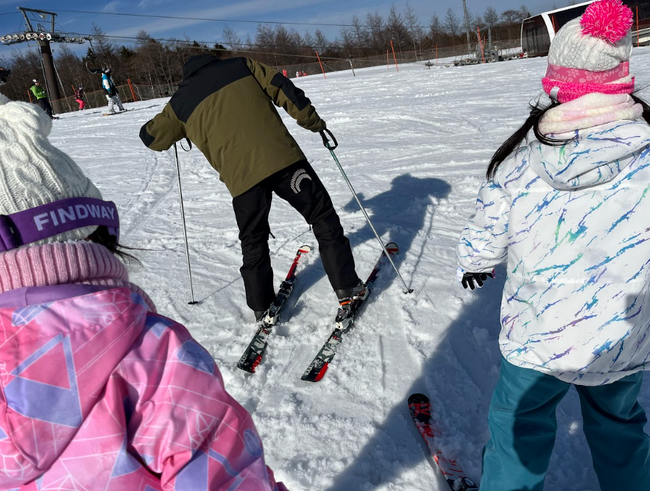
<box><xmin>457</xmin><ymin>1</ymin><xmax>650</xmax><ymax>489</ymax></box>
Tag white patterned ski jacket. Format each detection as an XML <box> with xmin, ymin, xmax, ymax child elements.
<box><xmin>457</xmin><ymin>120</ymin><xmax>650</xmax><ymax>385</ymax></box>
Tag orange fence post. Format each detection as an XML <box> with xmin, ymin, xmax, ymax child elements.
<box><xmin>127</xmin><ymin>78</ymin><xmax>138</xmax><ymax>102</ymax></box>
<box><xmin>390</xmin><ymin>40</ymin><xmax>399</xmax><ymax>72</ymax></box>
<box><xmin>315</xmin><ymin>51</ymin><xmax>326</xmax><ymax>79</ymax></box>
<box><xmin>477</xmin><ymin>27</ymin><xmax>485</xmax><ymax>63</ymax></box>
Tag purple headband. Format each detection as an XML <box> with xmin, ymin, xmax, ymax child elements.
<box><xmin>0</xmin><ymin>197</ymin><xmax>119</xmax><ymax>252</ymax></box>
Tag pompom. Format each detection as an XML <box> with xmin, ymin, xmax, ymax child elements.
<box><xmin>581</xmin><ymin>0</ymin><xmax>634</xmax><ymax>43</ymax></box>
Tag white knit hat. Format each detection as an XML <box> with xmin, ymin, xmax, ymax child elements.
<box><xmin>542</xmin><ymin>0</ymin><xmax>635</xmax><ymax>103</ymax></box>
<box><xmin>0</xmin><ymin>93</ymin><xmax>102</xmax><ymax>244</ymax></box>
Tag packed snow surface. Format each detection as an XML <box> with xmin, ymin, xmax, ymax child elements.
<box><xmin>51</xmin><ymin>48</ymin><xmax>650</xmax><ymax>490</ymax></box>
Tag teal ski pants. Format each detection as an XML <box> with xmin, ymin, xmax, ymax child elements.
<box><xmin>480</xmin><ymin>358</ymin><xmax>650</xmax><ymax>491</ymax></box>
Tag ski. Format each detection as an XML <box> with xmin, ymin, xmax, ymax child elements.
<box><xmin>301</xmin><ymin>242</ymin><xmax>398</xmax><ymax>382</ymax></box>
<box><xmin>237</xmin><ymin>245</ymin><xmax>311</xmax><ymax>373</ymax></box>
<box><xmin>408</xmin><ymin>393</ymin><xmax>479</xmax><ymax>491</ymax></box>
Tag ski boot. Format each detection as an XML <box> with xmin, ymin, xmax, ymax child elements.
<box><xmin>334</xmin><ymin>281</ymin><xmax>368</xmax><ymax>330</ymax></box>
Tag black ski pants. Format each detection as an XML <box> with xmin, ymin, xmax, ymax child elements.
<box><xmin>37</xmin><ymin>98</ymin><xmax>53</xmax><ymax>119</ymax></box>
<box><xmin>233</xmin><ymin>160</ymin><xmax>360</xmax><ymax>312</ymax></box>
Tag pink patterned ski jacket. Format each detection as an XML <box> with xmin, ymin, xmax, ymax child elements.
<box><xmin>0</xmin><ymin>286</ymin><xmax>288</xmax><ymax>491</ymax></box>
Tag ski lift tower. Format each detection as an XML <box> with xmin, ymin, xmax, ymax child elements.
<box><xmin>0</xmin><ymin>7</ymin><xmax>88</xmax><ymax>114</ymax></box>
<box><xmin>462</xmin><ymin>0</ymin><xmax>472</xmax><ymax>54</ymax></box>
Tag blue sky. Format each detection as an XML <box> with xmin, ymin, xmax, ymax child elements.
<box><xmin>0</xmin><ymin>0</ymin><xmax>569</xmax><ymax>56</ymax></box>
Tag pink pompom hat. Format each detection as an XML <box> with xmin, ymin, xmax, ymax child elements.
<box><xmin>542</xmin><ymin>0</ymin><xmax>635</xmax><ymax>103</ymax></box>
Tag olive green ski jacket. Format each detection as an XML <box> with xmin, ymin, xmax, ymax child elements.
<box><xmin>140</xmin><ymin>55</ymin><xmax>325</xmax><ymax>197</ymax></box>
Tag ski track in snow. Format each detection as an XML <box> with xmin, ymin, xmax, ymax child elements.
<box><xmin>49</xmin><ymin>48</ymin><xmax>650</xmax><ymax>491</ymax></box>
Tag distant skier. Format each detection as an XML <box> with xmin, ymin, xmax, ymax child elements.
<box><xmin>0</xmin><ymin>91</ymin><xmax>289</xmax><ymax>491</ymax></box>
<box><xmin>101</xmin><ymin>68</ymin><xmax>125</xmax><ymax>113</ymax></box>
<box><xmin>139</xmin><ymin>54</ymin><xmax>364</xmax><ymax>322</ymax></box>
<box><xmin>74</xmin><ymin>85</ymin><xmax>85</xmax><ymax>110</ymax></box>
<box><xmin>457</xmin><ymin>1</ymin><xmax>650</xmax><ymax>490</ymax></box>
<box><xmin>29</xmin><ymin>79</ymin><xmax>53</xmax><ymax>118</ymax></box>
<box><xmin>0</xmin><ymin>65</ymin><xmax>10</xmax><ymax>85</ymax></box>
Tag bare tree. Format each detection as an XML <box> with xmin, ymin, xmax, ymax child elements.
<box><xmin>387</xmin><ymin>6</ymin><xmax>412</xmax><ymax>52</ymax></box>
<box><xmin>351</xmin><ymin>15</ymin><xmax>367</xmax><ymax>55</ymax></box>
<box><xmin>338</xmin><ymin>26</ymin><xmax>355</xmax><ymax>56</ymax></box>
<box><xmin>366</xmin><ymin>12</ymin><xmax>387</xmax><ymax>52</ymax></box>
<box><xmin>404</xmin><ymin>2</ymin><xmax>424</xmax><ymax>54</ymax></box>
<box><xmin>501</xmin><ymin>9</ymin><xmax>525</xmax><ymax>24</ymax></box>
<box><xmin>303</xmin><ymin>30</ymin><xmax>316</xmax><ymax>49</ymax></box>
<box><xmin>484</xmin><ymin>6</ymin><xmax>499</xmax><ymax>28</ymax></box>
<box><xmin>314</xmin><ymin>29</ymin><xmax>329</xmax><ymax>55</ymax></box>
<box><xmin>223</xmin><ymin>24</ymin><xmax>242</xmax><ymax>54</ymax></box>
<box><xmin>472</xmin><ymin>15</ymin><xmax>486</xmax><ymax>31</ymax></box>
<box><xmin>444</xmin><ymin>8</ymin><xmax>461</xmax><ymax>37</ymax></box>
<box><xmin>429</xmin><ymin>13</ymin><xmax>444</xmax><ymax>46</ymax></box>
<box><xmin>255</xmin><ymin>24</ymin><xmax>276</xmax><ymax>65</ymax></box>
<box><xmin>89</xmin><ymin>23</ymin><xmax>118</xmax><ymax>70</ymax></box>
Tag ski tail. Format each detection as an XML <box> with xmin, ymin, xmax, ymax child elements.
<box><xmin>408</xmin><ymin>393</ymin><xmax>479</xmax><ymax>491</ymax></box>
<box><xmin>300</xmin><ymin>242</ymin><xmax>399</xmax><ymax>382</ymax></box>
<box><xmin>237</xmin><ymin>245</ymin><xmax>311</xmax><ymax>373</ymax></box>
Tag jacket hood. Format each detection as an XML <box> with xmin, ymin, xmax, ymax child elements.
<box><xmin>182</xmin><ymin>54</ymin><xmax>218</xmax><ymax>80</ymax></box>
<box><xmin>528</xmin><ymin>120</ymin><xmax>650</xmax><ymax>190</ymax></box>
<box><xmin>0</xmin><ymin>287</ymin><xmax>149</xmax><ymax>485</ymax></box>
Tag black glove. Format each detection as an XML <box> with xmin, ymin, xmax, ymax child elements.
<box><xmin>461</xmin><ymin>271</ymin><xmax>494</xmax><ymax>290</ymax></box>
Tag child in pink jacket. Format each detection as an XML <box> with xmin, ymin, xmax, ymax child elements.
<box><xmin>0</xmin><ymin>92</ymin><xmax>288</xmax><ymax>490</ymax></box>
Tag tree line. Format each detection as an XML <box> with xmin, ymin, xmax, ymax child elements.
<box><xmin>0</xmin><ymin>3</ymin><xmax>533</xmax><ymax>103</ymax></box>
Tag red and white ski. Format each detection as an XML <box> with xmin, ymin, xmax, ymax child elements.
<box><xmin>237</xmin><ymin>245</ymin><xmax>311</xmax><ymax>373</ymax></box>
<box><xmin>301</xmin><ymin>242</ymin><xmax>399</xmax><ymax>382</ymax></box>
<box><xmin>408</xmin><ymin>393</ymin><xmax>479</xmax><ymax>491</ymax></box>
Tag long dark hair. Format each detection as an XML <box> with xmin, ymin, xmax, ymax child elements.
<box><xmin>87</xmin><ymin>226</ymin><xmax>142</xmax><ymax>265</ymax></box>
<box><xmin>486</xmin><ymin>92</ymin><xmax>650</xmax><ymax>180</ymax></box>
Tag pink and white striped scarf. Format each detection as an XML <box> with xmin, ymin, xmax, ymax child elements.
<box><xmin>539</xmin><ymin>92</ymin><xmax>643</xmax><ymax>136</ymax></box>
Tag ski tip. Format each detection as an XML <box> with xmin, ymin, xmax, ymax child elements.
<box><xmin>313</xmin><ymin>363</ymin><xmax>329</xmax><ymax>382</ymax></box>
<box><xmin>237</xmin><ymin>354</ymin><xmax>262</xmax><ymax>374</ymax></box>
<box><xmin>299</xmin><ymin>245</ymin><xmax>312</xmax><ymax>253</ymax></box>
<box><xmin>301</xmin><ymin>362</ymin><xmax>329</xmax><ymax>382</ymax></box>
<box><xmin>408</xmin><ymin>393</ymin><xmax>430</xmax><ymax>405</ymax></box>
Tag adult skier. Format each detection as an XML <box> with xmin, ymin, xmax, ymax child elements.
<box><xmin>139</xmin><ymin>54</ymin><xmax>365</xmax><ymax>322</ymax></box>
<box><xmin>29</xmin><ymin>79</ymin><xmax>53</xmax><ymax>118</ymax></box>
<box><xmin>101</xmin><ymin>68</ymin><xmax>125</xmax><ymax>114</ymax></box>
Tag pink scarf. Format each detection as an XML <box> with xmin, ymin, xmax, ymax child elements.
<box><xmin>539</xmin><ymin>93</ymin><xmax>643</xmax><ymax>136</ymax></box>
<box><xmin>0</xmin><ymin>241</ymin><xmax>156</xmax><ymax>311</ymax></box>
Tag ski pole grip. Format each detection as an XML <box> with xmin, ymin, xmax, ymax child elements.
<box><xmin>320</xmin><ymin>128</ymin><xmax>338</xmax><ymax>150</ymax></box>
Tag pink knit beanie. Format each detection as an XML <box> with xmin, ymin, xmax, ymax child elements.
<box><xmin>542</xmin><ymin>0</ymin><xmax>635</xmax><ymax>103</ymax></box>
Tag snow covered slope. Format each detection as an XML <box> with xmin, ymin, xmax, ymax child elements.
<box><xmin>49</xmin><ymin>48</ymin><xmax>650</xmax><ymax>490</ymax></box>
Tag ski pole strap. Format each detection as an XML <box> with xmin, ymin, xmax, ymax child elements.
<box><xmin>320</xmin><ymin>128</ymin><xmax>338</xmax><ymax>150</ymax></box>
<box><xmin>0</xmin><ymin>197</ymin><xmax>119</xmax><ymax>252</ymax></box>
<box><xmin>180</xmin><ymin>138</ymin><xmax>192</xmax><ymax>152</ymax></box>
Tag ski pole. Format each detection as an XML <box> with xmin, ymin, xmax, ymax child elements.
<box><xmin>319</xmin><ymin>129</ymin><xmax>413</xmax><ymax>294</ymax></box>
<box><xmin>173</xmin><ymin>143</ymin><xmax>199</xmax><ymax>305</ymax></box>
